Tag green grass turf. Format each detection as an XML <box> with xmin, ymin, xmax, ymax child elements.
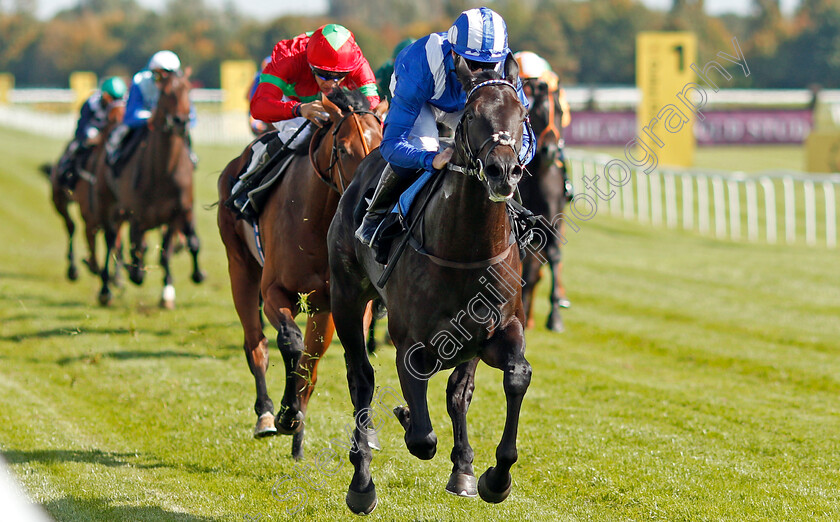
<box><xmin>1</xmin><ymin>126</ymin><xmax>839</xmax><ymax>521</ymax></box>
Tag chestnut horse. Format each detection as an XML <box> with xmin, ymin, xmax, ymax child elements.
<box><xmin>217</xmin><ymin>89</ymin><xmax>386</xmax><ymax>459</ymax></box>
<box><xmin>328</xmin><ymin>55</ymin><xmax>531</xmax><ymax>514</ymax></box>
<box><xmin>519</xmin><ymin>78</ymin><xmax>571</xmax><ymax>332</ymax></box>
<box><xmin>99</xmin><ymin>71</ymin><xmax>205</xmax><ymax>308</ymax></box>
<box><xmin>44</xmin><ymin>103</ymin><xmax>124</xmax><ymax>282</ymax></box>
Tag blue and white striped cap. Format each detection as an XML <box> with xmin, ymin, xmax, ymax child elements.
<box><xmin>447</xmin><ymin>7</ymin><xmax>509</xmax><ymax>63</ymax></box>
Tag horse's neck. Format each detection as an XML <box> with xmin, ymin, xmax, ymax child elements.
<box><xmin>424</xmin><ymin>170</ymin><xmax>511</xmax><ymax>259</ymax></box>
<box><xmin>146</xmin><ymin>128</ymin><xmax>187</xmax><ymax>180</ymax></box>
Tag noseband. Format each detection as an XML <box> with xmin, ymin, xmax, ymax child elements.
<box><xmin>310</xmin><ymin>108</ymin><xmax>381</xmax><ymax>194</ymax></box>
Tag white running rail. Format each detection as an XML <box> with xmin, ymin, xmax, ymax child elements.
<box><xmin>566</xmin><ymin>149</ymin><xmax>840</xmax><ymax>248</ymax></box>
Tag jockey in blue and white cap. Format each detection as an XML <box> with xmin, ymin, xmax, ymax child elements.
<box><xmin>107</xmin><ymin>50</ymin><xmax>196</xmax><ymax>166</ymax></box>
<box><xmin>356</xmin><ymin>6</ymin><xmax>534</xmax><ymax>247</ymax></box>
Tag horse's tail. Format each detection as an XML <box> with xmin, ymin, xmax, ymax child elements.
<box><xmin>39</xmin><ymin>163</ymin><xmax>53</xmax><ymax>178</ymax></box>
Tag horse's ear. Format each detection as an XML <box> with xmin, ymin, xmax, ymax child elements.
<box><xmin>453</xmin><ymin>53</ymin><xmax>475</xmax><ymax>91</ymax></box>
<box><xmin>374</xmin><ymin>98</ymin><xmax>389</xmax><ymax>119</ymax></box>
<box><xmin>503</xmin><ymin>53</ymin><xmax>519</xmax><ymax>85</ymax></box>
<box><xmin>321</xmin><ymin>93</ymin><xmax>344</xmax><ymax>120</ymax></box>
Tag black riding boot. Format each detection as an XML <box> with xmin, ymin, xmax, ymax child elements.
<box><xmin>355</xmin><ymin>165</ymin><xmax>414</xmax><ymax>247</ymax></box>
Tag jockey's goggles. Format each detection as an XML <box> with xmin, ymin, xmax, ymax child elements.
<box><xmin>311</xmin><ymin>67</ymin><xmax>349</xmax><ymax>82</ymax></box>
<box><xmin>153</xmin><ymin>69</ymin><xmax>173</xmax><ymax>82</ymax></box>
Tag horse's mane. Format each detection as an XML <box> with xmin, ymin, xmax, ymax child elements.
<box><xmin>327</xmin><ymin>88</ymin><xmax>369</xmax><ymax>112</ymax></box>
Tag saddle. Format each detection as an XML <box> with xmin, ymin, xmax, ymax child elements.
<box><xmin>110</xmin><ymin>126</ymin><xmax>149</xmax><ymax>177</ymax></box>
<box><xmin>228</xmin><ymin>131</ymin><xmax>305</xmax><ymax>224</ymax></box>
<box><xmin>357</xmin><ymin>165</ymin><xmax>541</xmax><ymax>278</ymax></box>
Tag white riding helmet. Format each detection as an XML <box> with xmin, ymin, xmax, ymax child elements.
<box><xmin>148</xmin><ymin>50</ymin><xmax>181</xmax><ymax>72</ymax></box>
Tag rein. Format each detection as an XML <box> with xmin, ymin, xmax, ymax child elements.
<box><xmin>536</xmin><ymin>89</ymin><xmax>561</xmax><ymax>151</ymax></box>
<box><xmin>310</xmin><ymin>109</ymin><xmax>380</xmax><ymax>194</ymax></box>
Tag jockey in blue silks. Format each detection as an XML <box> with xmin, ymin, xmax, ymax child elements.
<box><xmin>106</xmin><ymin>50</ymin><xmax>197</xmax><ymax>166</ymax></box>
<box><xmin>355</xmin><ymin>6</ymin><xmax>535</xmax><ymax>247</ymax></box>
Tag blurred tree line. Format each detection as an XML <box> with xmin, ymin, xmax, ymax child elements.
<box><xmin>0</xmin><ymin>0</ymin><xmax>838</xmax><ymax>89</ymax></box>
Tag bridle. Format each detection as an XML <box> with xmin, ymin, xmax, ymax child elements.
<box><xmin>309</xmin><ymin>108</ymin><xmax>381</xmax><ymax>194</ymax></box>
<box><xmin>449</xmin><ymin>79</ymin><xmax>534</xmax><ymax>184</ymax></box>
<box><xmin>535</xmin><ymin>87</ymin><xmax>561</xmax><ymax>152</ymax></box>
<box><xmin>155</xmin><ymin>76</ymin><xmax>191</xmax><ymax>138</ymax></box>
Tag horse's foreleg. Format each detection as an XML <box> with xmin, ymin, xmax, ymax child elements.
<box><xmin>478</xmin><ymin>321</ymin><xmax>531</xmax><ymax>504</ymax></box>
<box><xmin>127</xmin><ymin>224</ymin><xmax>147</xmax><ymax>286</ymax></box>
<box><xmin>262</xmin><ymin>288</ymin><xmax>305</xmax><ymax>437</ymax></box>
<box><xmin>159</xmin><ymin>226</ymin><xmax>176</xmax><ymax>309</ymax></box>
<box><xmin>183</xmin><ymin>212</ymin><xmax>205</xmax><ymax>284</ymax></box>
<box><xmin>331</xmin><ymin>283</ymin><xmax>377</xmax><ymax>515</ymax></box>
<box><xmin>82</xmin><ymin>221</ymin><xmax>100</xmax><ymax>275</ymax></box>
<box><xmin>394</xmin><ymin>352</ymin><xmax>437</xmax><ymax>461</ymax></box>
<box><xmin>445</xmin><ymin>357</ymin><xmax>480</xmax><ymax>497</ymax></box>
<box><xmin>98</xmin><ymin>224</ymin><xmax>118</xmax><ymax>305</ymax></box>
<box><xmin>286</xmin><ymin>312</ymin><xmax>335</xmax><ymax>460</ymax></box>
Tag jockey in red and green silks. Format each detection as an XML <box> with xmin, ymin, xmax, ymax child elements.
<box><xmin>249</xmin><ymin>23</ymin><xmax>380</xmax><ymax>150</ymax></box>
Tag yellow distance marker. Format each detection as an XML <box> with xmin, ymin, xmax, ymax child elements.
<box><xmin>221</xmin><ymin>60</ymin><xmax>257</xmax><ymax>113</ymax></box>
<box><xmin>636</xmin><ymin>32</ymin><xmax>697</xmax><ymax>168</ymax></box>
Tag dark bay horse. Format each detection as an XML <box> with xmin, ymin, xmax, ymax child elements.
<box><xmin>328</xmin><ymin>55</ymin><xmax>531</xmax><ymax>514</ymax></box>
<box><xmin>519</xmin><ymin>77</ymin><xmax>570</xmax><ymax>332</ymax></box>
<box><xmin>216</xmin><ymin>89</ymin><xmax>386</xmax><ymax>459</ymax></box>
<box><xmin>99</xmin><ymin>71</ymin><xmax>205</xmax><ymax>308</ymax></box>
<box><xmin>44</xmin><ymin>103</ymin><xmax>124</xmax><ymax>282</ymax></box>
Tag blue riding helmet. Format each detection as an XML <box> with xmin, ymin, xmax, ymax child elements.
<box><xmin>447</xmin><ymin>7</ymin><xmax>509</xmax><ymax>63</ymax></box>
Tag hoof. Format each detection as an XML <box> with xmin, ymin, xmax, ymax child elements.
<box><xmin>128</xmin><ymin>271</ymin><xmax>144</xmax><ymax>286</ymax></box>
<box><xmin>291</xmin><ymin>428</ymin><xmax>305</xmax><ymax>460</ymax></box>
<box><xmin>98</xmin><ymin>289</ymin><xmax>112</xmax><ymax>307</ymax></box>
<box><xmin>445</xmin><ymin>472</ymin><xmax>477</xmax><ymax>497</ymax></box>
<box><xmin>477</xmin><ymin>467</ymin><xmax>512</xmax><ymax>504</ymax></box>
<box><xmin>160</xmin><ymin>284</ymin><xmax>176</xmax><ymax>310</ymax></box>
<box><xmin>546</xmin><ymin>313</ymin><xmax>564</xmax><ymax>333</ymax></box>
<box><xmin>192</xmin><ymin>270</ymin><xmax>206</xmax><ymax>284</ymax></box>
<box><xmin>253</xmin><ymin>412</ymin><xmax>277</xmax><ymax>438</ymax></box>
<box><xmin>275</xmin><ymin>409</ymin><xmax>304</xmax><ymax>435</ymax></box>
<box><xmin>67</xmin><ymin>265</ymin><xmax>79</xmax><ymax>281</ymax></box>
<box><xmin>346</xmin><ymin>486</ymin><xmax>377</xmax><ymax>515</ymax></box>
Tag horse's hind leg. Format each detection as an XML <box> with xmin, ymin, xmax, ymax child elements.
<box><xmin>445</xmin><ymin>357</ymin><xmax>479</xmax><ymax>497</ymax></box>
<box><xmin>52</xmin><ymin>188</ymin><xmax>78</xmax><ymax>281</ymax></box>
<box><xmin>331</xmin><ymin>279</ymin><xmax>378</xmax><ymax>514</ymax></box>
<box><xmin>219</xmin><ymin>208</ymin><xmax>275</xmax><ymax>438</ymax></box>
<box><xmin>477</xmin><ymin>321</ymin><xmax>531</xmax><ymax>504</ymax></box>
<box><xmin>288</xmin><ymin>312</ymin><xmax>336</xmax><ymax>460</ymax></box>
